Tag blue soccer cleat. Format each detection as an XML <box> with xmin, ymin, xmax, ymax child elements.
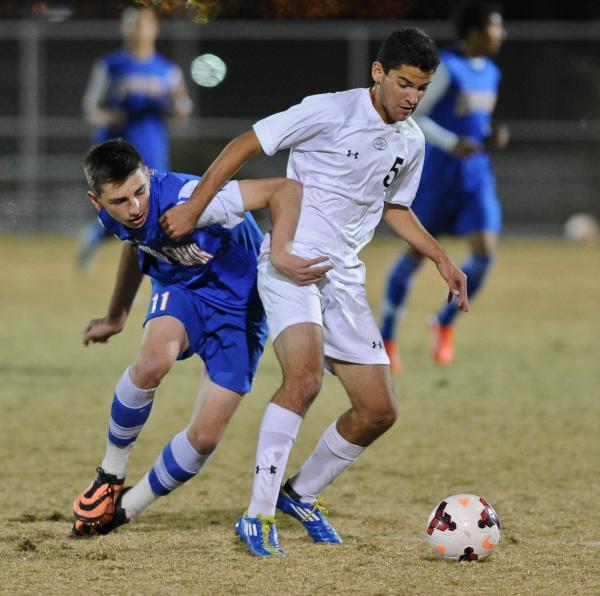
<box><xmin>277</xmin><ymin>482</ymin><xmax>342</xmax><ymax>544</ymax></box>
<box><xmin>235</xmin><ymin>513</ymin><xmax>286</xmax><ymax>557</ymax></box>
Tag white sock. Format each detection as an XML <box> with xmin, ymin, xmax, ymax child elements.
<box><xmin>100</xmin><ymin>441</ymin><xmax>134</xmax><ymax>481</ymax></box>
<box><xmin>248</xmin><ymin>403</ymin><xmax>302</xmax><ymax>518</ymax></box>
<box><xmin>101</xmin><ymin>367</ymin><xmax>156</xmax><ymax>479</ymax></box>
<box><xmin>122</xmin><ymin>429</ymin><xmax>213</xmax><ymax>520</ymax></box>
<box><xmin>288</xmin><ymin>420</ymin><xmax>365</xmax><ymax>503</ymax></box>
<box><xmin>120</xmin><ymin>473</ymin><xmax>156</xmax><ymax>520</ymax></box>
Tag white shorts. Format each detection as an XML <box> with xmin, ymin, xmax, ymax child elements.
<box><xmin>257</xmin><ymin>256</ymin><xmax>389</xmax><ymax>365</ymax></box>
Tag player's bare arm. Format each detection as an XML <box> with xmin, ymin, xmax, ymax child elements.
<box><xmin>383</xmin><ymin>204</ymin><xmax>469</xmax><ymax>312</ymax></box>
<box><xmin>237</xmin><ymin>178</ymin><xmax>333</xmax><ymax>286</ymax></box>
<box><xmin>160</xmin><ymin>130</ymin><xmax>262</xmax><ymax>240</ymax></box>
<box><xmin>83</xmin><ymin>244</ymin><xmax>144</xmax><ymax>345</ymax></box>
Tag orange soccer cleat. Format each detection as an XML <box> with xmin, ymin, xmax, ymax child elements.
<box><xmin>429</xmin><ymin>320</ymin><xmax>454</xmax><ymax>366</ymax></box>
<box><xmin>383</xmin><ymin>339</ymin><xmax>404</xmax><ymax>374</ymax></box>
<box><xmin>72</xmin><ymin>467</ymin><xmax>127</xmax><ymax>537</ymax></box>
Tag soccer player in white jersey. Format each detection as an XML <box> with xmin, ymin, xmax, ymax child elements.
<box><xmin>160</xmin><ymin>28</ymin><xmax>469</xmax><ymax>557</ymax></box>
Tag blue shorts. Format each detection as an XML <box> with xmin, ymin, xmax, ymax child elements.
<box><xmin>145</xmin><ymin>280</ymin><xmax>267</xmax><ymax>394</ymax></box>
<box><xmin>412</xmin><ymin>149</ymin><xmax>502</xmax><ymax>237</ymax></box>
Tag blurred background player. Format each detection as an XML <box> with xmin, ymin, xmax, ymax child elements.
<box><xmin>76</xmin><ymin>6</ymin><xmax>192</xmax><ymax>271</ymax></box>
<box><xmin>72</xmin><ymin>139</ymin><xmax>330</xmax><ymax>536</ymax></box>
<box><xmin>380</xmin><ymin>2</ymin><xmax>509</xmax><ymax>372</ymax></box>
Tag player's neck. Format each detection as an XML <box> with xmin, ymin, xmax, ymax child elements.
<box><xmin>127</xmin><ymin>42</ymin><xmax>155</xmax><ymax>59</ymax></box>
<box><xmin>458</xmin><ymin>40</ymin><xmax>484</xmax><ymax>59</ymax></box>
<box><xmin>369</xmin><ymin>86</ymin><xmax>393</xmax><ymax>125</ymax></box>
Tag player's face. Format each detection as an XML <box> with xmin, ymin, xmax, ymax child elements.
<box><xmin>122</xmin><ymin>9</ymin><xmax>158</xmax><ymax>46</ymax></box>
<box><xmin>474</xmin><ymin>12</ymin><xmax>506</xmax><ymax>56</ymax></box>
<box><xmin>371</xmin><ymin>62</ymin><xmax>433</xmax><ymax>124</ymax></box>
<box><xmin>88</xmin><ymin>168</ymin><xmax>150</xmax><ymax>229</ymax></box>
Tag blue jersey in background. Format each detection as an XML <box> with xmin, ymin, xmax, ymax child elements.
<box><xmin>414</xmin><ymin>45</ymin><xmax>502</xmax><ymax>235</ymax></box>
<box><xmin>92</xmin><ymin>51</ymin><xmax>182</xmax><ymax>170</ymax></box>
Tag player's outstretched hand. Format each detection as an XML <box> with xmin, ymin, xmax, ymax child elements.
<box><xmin>159</xmin><ymin>202</ymin><xmax>199</xmax><ymax>240</ymax></box>
<box><xmin>452</xmin><ymin>137</ymin><xmax>482</xmax><ymax>158</ymax></box>
<box><xmin>436</xmin><ymin>257</ymin><xmax>470</xmax><ymax>313</ymax></box>
<box><xmin>270</xmin><ymin>252</ymin><xmax>333</xmax><ymax>286</ymax></box>
<box><xmin>83</xmin><ymin>316</ymin><xmax>126</xmax><ymax>346</ymax></box>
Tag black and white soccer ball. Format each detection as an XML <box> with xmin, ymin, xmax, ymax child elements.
<box><xmin>426</xmin><ymin>493</ymin><xmax>500</xmax><ymax>561</ymax></box>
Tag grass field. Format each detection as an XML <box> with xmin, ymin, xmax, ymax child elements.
<box><xmin>1</xmin><ymin>234</ymin><xmax>599</xmax><ymax>595</ymax></box>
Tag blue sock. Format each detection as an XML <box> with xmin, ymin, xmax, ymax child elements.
<box><xmin>148</xmin><ymin>429</ymin><xmax>212</xmax><ymax>496</ymax></box>
<box><xmin>438</xmin><ymin>253</ymin><xmax>493</xmax><ymax>326</ymax></box>
<box><xmin>380</xmin><ymin>253</ymin><xmax>422</xmax><ymax>340</ymax></box>
<box><xmin>107</xmin><ymin>369</ymin><xmax>155</xmax><ymax>447</ymax></box>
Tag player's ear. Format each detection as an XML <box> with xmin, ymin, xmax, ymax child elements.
<box><xmin>371</xmin><ymin>61</ymin><xmax>384</xmax><ymax>85</ymax></box>
<box><xmin>88</xmin><ymin>191</ymin><xmax>102</xmax><ymax>211</ymax></box>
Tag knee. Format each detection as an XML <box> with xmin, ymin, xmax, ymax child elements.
<box><xmin>130</xmin><ymin>357</ymin><xmax>172</xmax><ymax>389</ymax></box>
<box><xmin>186</xmin><ymin>427</ymin><xmax>219</xmax><ymax>456</ymax></box>
<box><xmin>364</xmin><ymin>401</ymin><xmax>398</xmax><ymax>436</ymax></box>
<box><xmin>281</xmin><ymin>370</ymin><xmax>322</xmax><ymax>408</ymax></box>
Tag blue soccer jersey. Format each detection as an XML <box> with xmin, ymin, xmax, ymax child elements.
<box><xmin>91</xmin><ymin>50</ymin><xmax>183</xmax><ymax>170</ymax></box>
<box><xmin>413</xmin><ymin>46</ymin><xmax>502</xmax><ymax>236</ymax></box>
<box><xmin>428</xmin><ymin>46</ymin><xmax>500</xmax><ymax>144</ymax></box>
<box><xmin>98</xmin><ymin>170</ymin><xmax>264</xmax><ymax>313</ymax></box>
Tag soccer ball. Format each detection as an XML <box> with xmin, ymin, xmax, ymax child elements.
<box><xmin>563</xmin><ymin>213</ymin><xmax>600</xmax><ymax>244</ymax></box>
<box><xmin>426</xmin><ymin>493</ymin><xmax>500</xmax><ymax>561</ymax></box>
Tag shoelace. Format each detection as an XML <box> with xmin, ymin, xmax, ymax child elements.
<box><xmin>256</xmin><ymin>514</ymin><xmax>279</xmax><ymax>553</ymax></box>
<box><xmin>310</xmin><ymin>498</ymin><xmax>329</xmax><ymax>517</ymax></box>
<box><xmin>89</xmin><ymin>467</ymin><xmax>117</xmax><ymax>497</ymax></box>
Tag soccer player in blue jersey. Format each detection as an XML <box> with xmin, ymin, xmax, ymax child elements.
<box><xmin>381</xmin><ymin>3</ymin><xmax>509</xmax><ymax>372</ymax></box>
<box><xmin>71</xmin><ymin>139</ymin><xmax>331</xmax><ymax>536</ymax></box>
<box><xmin>76</xmin><ymin>6</ymin><xmax>192</xmax><ymax>271</ymax></box>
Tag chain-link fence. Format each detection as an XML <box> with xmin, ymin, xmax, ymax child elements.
<box><xmin>1</xmin><ymin>19</ymin><xmax>599</xmax><ymax>234</ymax></box>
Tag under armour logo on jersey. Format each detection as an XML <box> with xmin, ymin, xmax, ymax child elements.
<box><xmin>256</xmin><ymin>465</ymin><xmax>277</xmax><ymax>474</ymax></box>
<box><xmin>346</xmin><ymin>150</ymin><xmax>359</xmax><ymax>159</ymax></box>
<box><xmin>372</xmin><ymin>341</ymin><xmax>383</xmax><ymax>349</ymax></box>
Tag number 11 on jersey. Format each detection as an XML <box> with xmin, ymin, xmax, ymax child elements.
<box><xmin>150</xmin><ymin>291</ymin><xmax>170</xmax><ymax>313</ymax></box>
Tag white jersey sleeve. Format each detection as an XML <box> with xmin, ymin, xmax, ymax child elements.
<box><xmin>253</xmin><ymin>94</ymin><xmax>338</xmax><ymax>156</ymax></box>
<box><xmin>178</xmin><ymin>180</ymin><xmax>245</xmax><ymax>230</ymax></box>
<box><xmin>81</xmin><ymin>59</ymin><xmax>110</xmax><ymax>114</ymax></box>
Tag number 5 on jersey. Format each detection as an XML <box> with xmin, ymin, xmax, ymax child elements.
<box><xmin>150</xmin><ymin>291</ymin><xmax>170</xmax><ymax>313</ymax></box>
<box><xmin>383</xmin><ymin>156</ymin><xmax>405</xmax><ymax>188</ymax></box>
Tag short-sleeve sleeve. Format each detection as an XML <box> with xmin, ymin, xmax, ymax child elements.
<box><xmin>253</xmin><ymin>94</ymin><xmax>337</xmax><ymax>156</ymax></box>
<box><xmin>178</xmin><ymin>180</ymin><xmax>245</xmax><ymax>230</ymax></box>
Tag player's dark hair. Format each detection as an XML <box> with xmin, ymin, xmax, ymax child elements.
<box><xmin>455</xmin><ymin>2</ymin><xmax>502</xmax><ymax>40</ymax></box>
<box><xmin>84</xmin><ymin>139</ymin><xmax>144</xmax><ymax>195</ymax></box>
<box><xmin>376</xmin><ymin>28</ymin><xmax>439</xmax><ymax>74</ymax></box>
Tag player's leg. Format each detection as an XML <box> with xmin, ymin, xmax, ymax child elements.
<box><xmin>76</xmin><ymin>220</ymin><xmax>113</xmax><ymax>272</ymax></box>
<box><xmin>119</xmin><ymin>379</ymin><xmax>243</xmax><ymax>522</ymax></box>
<box><xmin>72</xmin><ymin>314</ymin><xmax>187</xmax><ymax>535</ymax></box>
<box><xmin>238</xmin><ymin>259</ymin><xmax>325</xmax><ymax>556</ymax></box>
<box><xmin>431</xmin><ymin>172</ymin><xmax>501</xmax><ymax>365</ymax></box>
<box><xmin>380</xmin><ymin>247</ymin><xmax>424</xmax><ymax>373</ymax></box>
<box><xmin>431</xmin><ymin>231</ymin><xmax>497</xmax><ymax>365</ymax></box>
<box><xmin>279</xmin><ymin>282</ymin><xmax>395</xmax><ymax>543</ymax></box>
<box><xmin>279</xmin><ymin>360</ymin><xmax>396</xmax><ymax>544</ymax></box>
<box><xmin>122</xmin><ymin>300</ymin><xmax>267</xmax><ymax>525</ymax></box>
<box><xmin>238</xmin><ymin>322</ymin><xmax>323</xmax><ymax>556</ymax></box>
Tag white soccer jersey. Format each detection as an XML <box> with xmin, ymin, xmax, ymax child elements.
<box><xmin>253</xmin><ymin>87</ymin><xmax>425</xmax><ymax>285</ymax></box>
